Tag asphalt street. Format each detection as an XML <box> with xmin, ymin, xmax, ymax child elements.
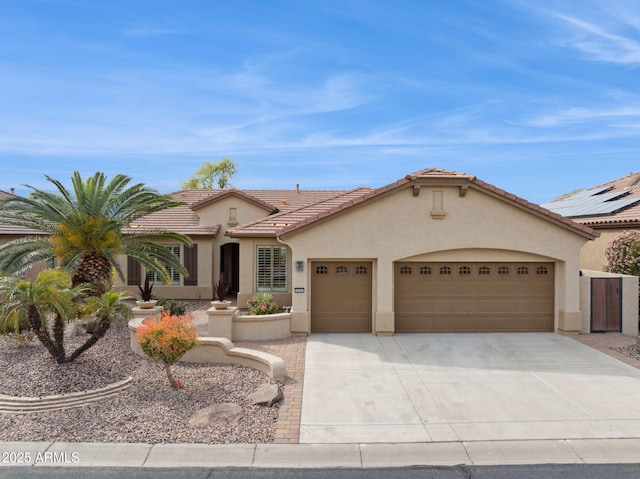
<box><xmin>2</xmin><ymin>465</ymin><xmax>640</xmax><ymax>479</ymax></box>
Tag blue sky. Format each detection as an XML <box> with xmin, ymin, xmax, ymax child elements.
<box><xmin>2</xmin><ymin>0</ymin><xmax>640</xmax><ymax>203</ymax></box>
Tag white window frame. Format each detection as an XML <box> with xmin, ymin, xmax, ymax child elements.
<box><xmin>256</xmin><ymin>246</ymin><xmax>287</xmax><ymax>292</ymax></box>
<box><xmin>147</xmin><ymin>245</ymin><xmax>181</xmax><ymax>286</ymax></box>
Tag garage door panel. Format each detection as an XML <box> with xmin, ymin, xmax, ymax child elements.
<box><xmin>311</xmin><ymin>261</ymin><xmax>372</xmax><ymax>333</ymax></box>
<box><xmin>395</xmin><ymin>262</ymin><xmax>554</xmax><ymax>332</ymax></box>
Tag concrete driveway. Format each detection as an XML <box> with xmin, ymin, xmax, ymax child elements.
<box><xmin>300</xmin><ymin>333</ymin><xmax>640</xmax><ymax>443</ymax></box>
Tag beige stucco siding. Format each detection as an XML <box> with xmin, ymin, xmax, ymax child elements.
<box><xmin>579</xmin><ymin>228</ymin><xmax>625</xmax><ymax>271</ymax></box>
<box><xmin>195</xmin><ymin>196</ymin><xmax>270</xmax><ymax>229</ymax></box>
<box><xmin>276</xmin><ymin>184</ymin><xmax>590</xmax><ymax>334</ymax></box>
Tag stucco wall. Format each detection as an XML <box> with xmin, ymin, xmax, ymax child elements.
<box><xmin>579</xmin><ymin>228</ymin><xmax>626</xmax><ymax>271</ymax></box>
<box><xmin>270</xmin><ymin>184</ymin><xmax>591</xmax><ymax>334</ymax></box>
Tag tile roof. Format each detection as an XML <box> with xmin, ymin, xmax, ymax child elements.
<box><xmin>125</xmin><ymin>188</ymin><xmax>349</xmax><ymax>236</ymax></box>
<box><xmin>544</xmin><ymin>172</ymin><xmax>640</xmax><ymax>227</ymax></box>
<box><xmin>228</xmin><ymin>168</ymin><xmax>597</xmax><ymax>240</ymax></box>
<box><xmin>226</xmin><ymin>188</ymin><xmax>375</xmax><ymax>237</ymax></box>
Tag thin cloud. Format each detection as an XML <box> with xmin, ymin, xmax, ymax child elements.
<box><xmin>523</xmin><ymin>2</ymin><xmax>640</xmax><ymax>64</ymax></box>
<box><xmin>516</xmin><ymin>105</ymin><xmax>640</xmax><ymax>127</ymax></box>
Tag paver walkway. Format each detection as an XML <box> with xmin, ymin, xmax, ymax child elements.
<box><xmin>236</xmin><ymin>336</ymin><xmax>306</xmax><ymax>444</ymax></box>
<box><xmin>565</xmin><ymin>332</ymin><xmax>640</xmax><ymax>368</ymax></box>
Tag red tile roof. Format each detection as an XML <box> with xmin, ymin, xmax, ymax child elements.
<box><xmin>228</xmin><ymin>168</ymin><xmax>597</xmax><ymax>240</ymax></box>
<box><xmin>546</xmin><ymin>172</ymin><xmax>640</xmax><ymax>228</ymax></box>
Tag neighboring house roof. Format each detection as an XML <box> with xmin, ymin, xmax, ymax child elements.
<box><xmin>126</xmin><ymin>188</ymin><xmax>349</xmax><ymax>236</ymax></box>
<box><xmin>0</xmin><ymin>191</ymin><xmax>47</xmax><ymax>236</ymax></box>
<box><xmin>542</xmin><ymin>172</ymin><xmax>640</xmax><ymax>228</ymax></box>
<box><xmin>228</xmin><ymin>168</ymin><xmax>597</xmax><ymax>240</ymax></box>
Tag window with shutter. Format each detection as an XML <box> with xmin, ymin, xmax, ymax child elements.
<box><xmin>148</xmin><ymin>245</ymin><xmax>181</xmax><ymax>285</ymax></box>
<box><xmin>257</xmin><ymin>246</ymin><xmax>287</xmax><ymax>292</ymax></box>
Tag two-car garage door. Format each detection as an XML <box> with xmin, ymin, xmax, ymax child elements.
<box><xmin>394</xmin><ymin>262</ymin><xmax>554</xmax><ymax>332</ymax></box>
<box><xmin>310</xmin><ymin>260</ymin><xmax>555</xmax><ymax>333</ymax></box>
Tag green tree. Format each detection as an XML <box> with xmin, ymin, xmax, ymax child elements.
<box><xmin>180</xmin><ymin>158</ymin><xmax>237</xmax><ymax>189</ymax></box>
<box><xmin>0</xmin><ymin>171</ymin><xmax>192</xmax><ymax>296</ymax></box>
<box><xmin>0</xmin><ymin>270</ymin><xmax>131</xmax><ymax>363</ymax></box>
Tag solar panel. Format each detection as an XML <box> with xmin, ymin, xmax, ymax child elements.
<box><xmin>542</xmin><ymin>187</ymin><xmax>640</xmax><ymax>218</ymax></box>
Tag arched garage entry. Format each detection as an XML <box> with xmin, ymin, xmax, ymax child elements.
<box><xmin>394</xmin><ymin>261</ymin><xmax>554</xmax><ymax>332</ymax></box>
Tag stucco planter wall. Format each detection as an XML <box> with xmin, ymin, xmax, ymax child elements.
<box><xmin>127</xmin><ymin>319</ymin><xmax>285</xmax><ymax>380</ymax></box>
<box><xmin>206</xmin><ymin>307</ymin><xmax>292</xmax><ymax>341</ymax></box>
<box><xmin>232</xmin><ymin>312</ymin><xmax>292</xmax><ymax>341</ymax></box>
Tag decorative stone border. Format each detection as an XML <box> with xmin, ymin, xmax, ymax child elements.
<box><xmin>0</xmin><ymin>377</ymin><xmax>134</xmax><ymax>414</ymax></box>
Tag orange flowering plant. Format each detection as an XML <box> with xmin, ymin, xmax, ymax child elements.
<box><xmin>136</xmin><ymin>312</ymin><xmax>198</xmax><ymax>388</ymax></box>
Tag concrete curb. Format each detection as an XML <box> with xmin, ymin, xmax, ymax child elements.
<box><xmin>1</xmin><ymin>439</ymin><xmax>639</xmax><ymax>468</ymax></box>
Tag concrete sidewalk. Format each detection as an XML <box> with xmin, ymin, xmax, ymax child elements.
<box><xmin>1</xmin><ymin>439</ymin><xmax>640</xmax><ymax>468</ymax></box>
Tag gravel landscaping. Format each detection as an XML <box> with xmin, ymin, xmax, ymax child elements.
<box><xmin>0</xmin><ymin>303</ymin><xmax>281</xmax><ymax>444</ymax></box>
<box><xmin>614</xmin><ymin>343</ymin><xmax>640</xmax><ymax>362</ymax></box>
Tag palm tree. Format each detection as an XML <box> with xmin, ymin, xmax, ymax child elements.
<box><xmin>0</xmin><ymin>171</ymin><xmax>191</xmax><ymax>296</ymax></box>
<box><xmin>0</xmin><ymin>270</ymin><xmax>132</xmax><ymax>363</ymax></box>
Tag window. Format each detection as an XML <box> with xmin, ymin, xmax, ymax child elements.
<box><xmin>478</xmin><ymin>266</ymin><xmax>491</xmax><ymax>276</ymax></box>
<box><xmin>355</xmin><ymin>265</ymin><xmax>368</xmax><ymax>275</ymax></box>
<box><xmin>147</xmin><ymin>245</ymin><xmax>181</xmax><ymax>285</ymax></box>
<box><xmin>400</xmin><ymin>265</ymin><xmax>412</xmax><ymax>275</ymax></box>
<box><xmin>536</xmin><ymin>266</ymin><xmax>549</xmax><ymax>276</ymax></box>
<box><xmin>316</xmin><ymin>265</ymin><xmax>328</xmax><ymax>275</ymax></box>
<box><xmin>459</xmin><ymin>266</ymin><xmax>471</xmax><ymax>276</ymax></box>
<box><xmin>257</xmin><ymin>246</ymin><xmax>288</xmax><ymax>292</ymax></box>
<box><xmin>439</xmin><ymin>266</ymin><xmax>452</xmax><ymax>275</ymax></box>
<box><xmin>336</xmin><ymin>265</ymin><xmax>348</xmax><ymax>275</ymax></box>
<box><xmin>497</xmin><ymin>266</ymin><xmax>510</xmax><ymax>276</ymax></box>
<box><xmin>419</xmin><ymin>266</ymin><xmax>432</xmax><ymax>275</ymax></box>
<box><xmin>517</xmin><ymin>266</ymin><xmax>529</xmax><ymax>276</ymax></box>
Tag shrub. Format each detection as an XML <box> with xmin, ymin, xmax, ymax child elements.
<box><xmin>136</xmin><ymin>312</ymin><xmax>197</xmax><ymax>388</ymax></box>
<box><xmin>156</xmin><ymin>298</ymin><xmax>187</xmax><ymax>316</ymax></box>
<box><xmin>247</xmin><ymin>292</ymin><xmax>278</xmax><ymax>315</ymax></box>
<box><xmin>604</xmin><ymin>230</ymin><xmax>640</xmax><ymax>276</ymax></box>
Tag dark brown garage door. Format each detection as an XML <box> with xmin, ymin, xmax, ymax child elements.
<box><xmin>395</xmin><ymin>262</ymin><xmax>554</xmax><ymax>332</ymax></box>
<box><xmin>311</xmin><ymin>261</ymin><xmax>372</xmax><ymax>332</ymax></box>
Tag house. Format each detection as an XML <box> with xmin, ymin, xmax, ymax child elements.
<box><xmin>4</xmin><ymin>168</ymin><xmax>635</xmax><ymax>335</ymax></box>
<box><xmin>114</xmin><ymin>167</ymin><xmax>617</xmax><ymax>335</ymax></box>
<box><xmin>542</xmin><ymin>171</ymin><xmax>640</xmax><ymax>271</ymax></box>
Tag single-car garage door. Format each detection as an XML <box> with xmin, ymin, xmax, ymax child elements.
<box><xmin>395</xmin><ymin>262</ymin><xmax>554</xmax><ymax>332</ymax></box>
<box><xmin>311</xmin><ymin>261</ymin><xmax>372</xmax><ymax>332</ymax></box>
